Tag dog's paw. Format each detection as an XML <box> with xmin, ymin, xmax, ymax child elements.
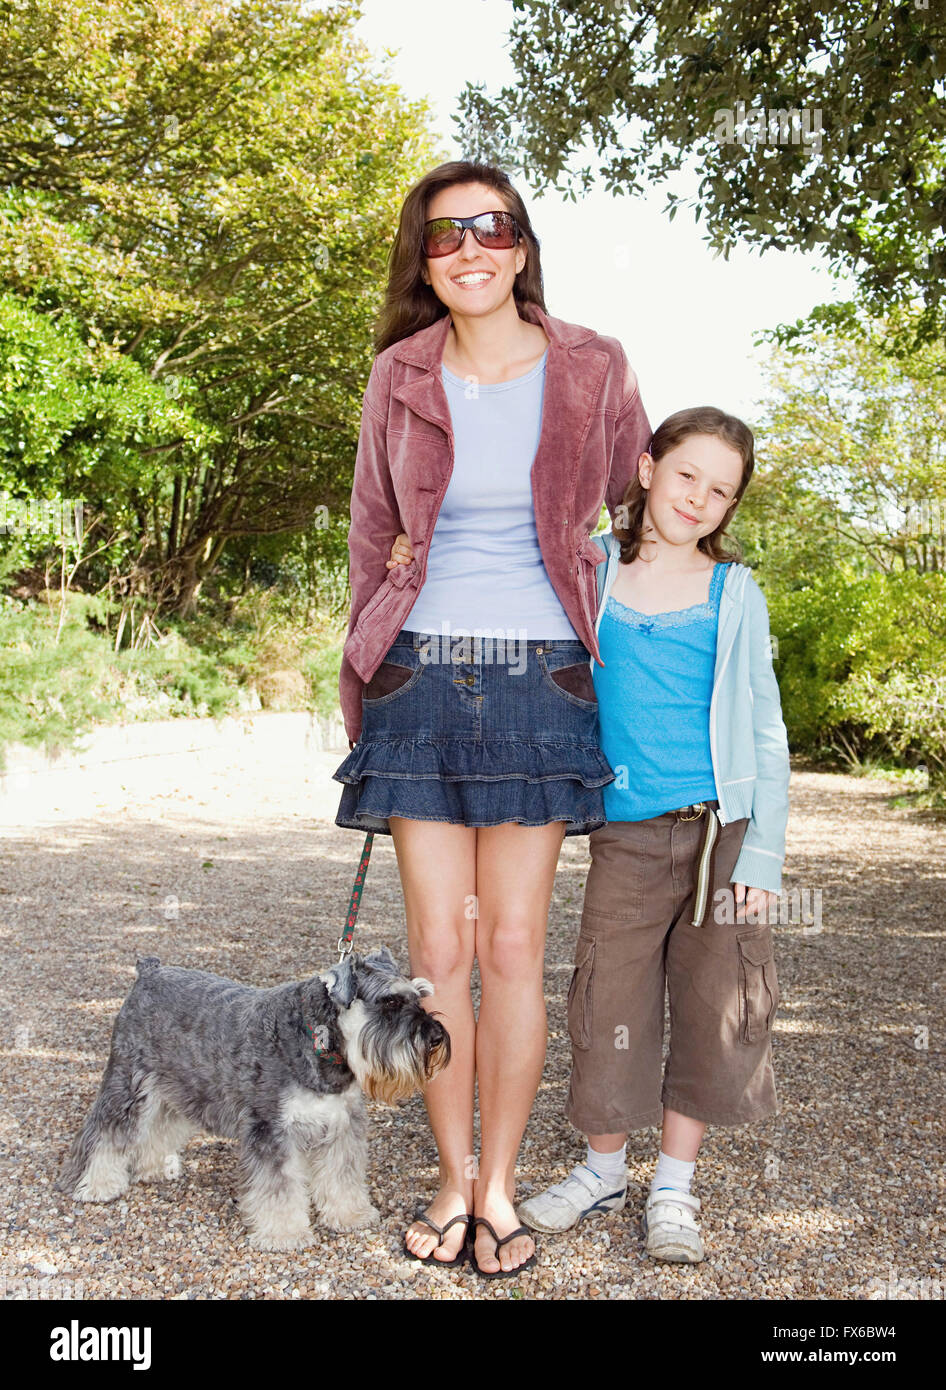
<box><xmin>72</xmin><ymin>1176</ymin><xmax>128</xmax><ymax>1203</ymax></box>
<box><xmin>324</xmin><ymin>1203</ymin><xmax>381</xmax><ymax>1232</ymax></box>
<box><xmin>136</xmin><ymin>1153</ymin><xmax>183</xmax><ymax>1183</ymax></box>
<box><xmin>247</xmin><ymin>1225</ymin><xmax>314</xmax><ymax>1252</ymax></box>
<box><xmin>66</xmin><ymin>1149</ymin><xmax>130</xmax><ymax>1202</ymax></box>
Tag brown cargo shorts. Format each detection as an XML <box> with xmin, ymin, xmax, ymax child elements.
<box><xmin>564</xmin><ymin>806</ymin><xmax>779</xmax><ymax>1134</ymax></box>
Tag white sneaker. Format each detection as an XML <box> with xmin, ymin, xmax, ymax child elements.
<box><xmin>517</xmin><ymin>1165</ymin><xmax>627</xmax><ymax>1234</ymax></box>
<box><xmin>642</xmin><ymin>1188</ymin><xmax>704</xmax><ymax>1263</ymax></box>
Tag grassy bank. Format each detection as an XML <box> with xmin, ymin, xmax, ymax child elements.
<box><xmin>0</xmin><ymin>587</ymin><xmax>344</xmax><ymax>771</ymax></box>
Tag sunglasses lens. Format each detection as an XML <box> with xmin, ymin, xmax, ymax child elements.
<box><xmin>472</xmin><ymin>212</ymin><xmax>518</xmax><ymax>248</ymax></box>
<box><xmin>422</xmin><ymin>212</ymin><xmax>520</xmax><ymax>257</ymax></box>
<box><xmin>422</xmin><ymin>218</ymin><xmax>462</xmax><ymax>257</ymax></box>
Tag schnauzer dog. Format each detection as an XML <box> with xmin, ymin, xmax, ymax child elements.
<box><xmin>57</xmin><ymin>947</ymin><xmax>449</xmax><ymax>1250</ymax></box>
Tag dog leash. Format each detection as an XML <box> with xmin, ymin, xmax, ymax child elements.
<box><xmin>338</xmin><ymin>830</ymin><xmax>374</xmax><ymax>959</ymax></box>
<box><xmin>304</xmin><ymin>830</ymin><xmax>374</xmax><ymax>1065</ymax></box>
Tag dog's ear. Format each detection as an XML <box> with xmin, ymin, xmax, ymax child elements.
<box><xmin>364</xmin><ymin>944</ymin><xmax>400</xmax><ymax>975</ymax></box>
<box><xmin>324</xmin><ymin>957</ymin><xmax>357</xmax><ymax>1008</ymax></box>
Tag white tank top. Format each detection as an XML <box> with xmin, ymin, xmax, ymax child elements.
<box><xmin>403</xmin><ymin>349</ymin><xmax>578</xmax><ymax>641</ymax></box>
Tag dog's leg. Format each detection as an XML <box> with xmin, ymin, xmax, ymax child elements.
<box><xmin>133</xmin><ymin>1096</ymin><xmax>195</xmax><ymax>1183</ymax></box>
<box><xmin>237</xmin><ymin>1121</ymin><xmax>314</xmax><ymax>1252</ymax></box>
<box><xmin>57</xmin><ymin>1063</ymin><xmax>155</xmax><ymax>1202</ymax></box>
<box><xmin>308</xmin><ymin>1094</ymin><xmax>379</xmax><ymax>1232</ymax></box>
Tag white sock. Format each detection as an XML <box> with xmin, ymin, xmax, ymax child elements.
<box><xmin>650</xmin><ymin>1149</ymin><xmax>696</xmax><ymax>1196</ymax></box>
<box><xmin>585</xmin><ymin>1141</ymin><xmax>627</xmax><ymax>1186</ymax></box>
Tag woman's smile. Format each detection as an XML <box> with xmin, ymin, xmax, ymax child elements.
<box><xmin>451</xmin><ymin>270</ymin><xmax>496</xmax><ymax>289</ymax></box>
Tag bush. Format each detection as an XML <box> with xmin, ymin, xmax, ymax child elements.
<box><xmin>767</xmin><ymin>569</ymin><xmax>946</xmax><ymax>789</ymax></box>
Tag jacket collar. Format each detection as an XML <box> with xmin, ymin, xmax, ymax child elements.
<box><xmin>390</xmin><ymin>302</ymin><xmax>605</xmax><ymax>438</ymax></box>
<box><xmin>392</xmin><ymin>301</ymin><xmax>597</xmax><ymax>370</ymax></box>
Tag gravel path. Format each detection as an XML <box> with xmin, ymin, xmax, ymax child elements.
<box><xmin>1</xmin><ymin>743</ymin><xmax>943</xmax><ymax>1300</ymax></box>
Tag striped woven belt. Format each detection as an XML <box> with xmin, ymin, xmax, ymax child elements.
<box><xmin>672</xmin><ymin>802</ymin><xmax>720</xmax><ymax>929</ymax></box>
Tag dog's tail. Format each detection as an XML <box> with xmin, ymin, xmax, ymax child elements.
<box><xmin>135</xmin><ymin>956</ymin><xmax>161</xmax><ymax>976</ymax></box>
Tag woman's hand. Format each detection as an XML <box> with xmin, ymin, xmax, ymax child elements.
<box><xmin>385</xmin><ymin>532</ymin><xmax>415</xmax><ymax>569</ymax></box>
<box><xmin>733</xmin><ymin>883</ymin><xmax>778</xmax><ymax>925</ymax></box>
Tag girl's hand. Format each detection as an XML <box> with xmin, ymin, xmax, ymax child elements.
<box><xmin>733</xmin><ymin>883</ymin><xmax>778</xmax><ymax>925</ymax></box>
<box><xmin>385</xmin><ymin>532</ymin><xmax>415</xmax><ymax>569</ymax></box>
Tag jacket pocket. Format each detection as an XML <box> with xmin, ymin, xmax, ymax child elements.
<box><xmin>351</xmin><ymin>578</ymin><xmax>395</xmax><ymax>637</ymax></box>
<box><xmin>736</xmin><ymin>929</ymin><xmax>779</xmax><ymax>1043</ymax></box>
<box><xmin>576</xmin><ymin>535</ymin><xmax>606</xmax><ymax>630</ymax></box>
<box><xmin>566</xmin><ymin>934</ymin><xmax>596</xmax><ymax>1050</ymax></box>
<box><xmin>350</xmin><ymin>560</ymin><xmax>418</xmax><ymax>642</ymax></box>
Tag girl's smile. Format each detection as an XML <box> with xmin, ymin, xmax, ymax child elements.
<box><xmin>639</xmin><ymin>434</ymin><xmax>744</xmax><ymax>554</ymax></box>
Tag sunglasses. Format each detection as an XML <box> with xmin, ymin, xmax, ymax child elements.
<box><xmin>422</xmin><ymin>211</ymin><xmax>520</xmax><ymax>258</ymax></box>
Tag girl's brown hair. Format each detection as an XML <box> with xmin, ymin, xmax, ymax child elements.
<box><xmin>613</xmin><ymin>406</ymin><xmax>755</xmax><ymax>564</ymax></box>
<box><xmin>374</xmin><ymin>160</ymin><xmax>547</xmax><ymax>354</ymax></box>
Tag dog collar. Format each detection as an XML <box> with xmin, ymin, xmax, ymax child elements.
<box><xmin>304</xmin><ymin>1021</ymin><xmax>346</xmax><ymax>1066</ymax></box>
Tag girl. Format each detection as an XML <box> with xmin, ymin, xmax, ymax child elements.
<box><xmin>388</xmin><ymin>405</ymin><xmax>790</xmax><ymax>1263</ymax></box>
<box><xmin>333</xmin><ymin>160</ymin><xmax>651</xmax><ymax>1276</ymax></box>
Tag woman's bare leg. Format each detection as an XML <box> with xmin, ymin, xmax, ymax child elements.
<box><xmin>390</xmin><ymin>817</ymin><xmax>477</xmax><ymax>1261</ymax></box>
<box><xmin>472</xmin><ymin>820</ymin><xmax>566</xmax><ymax>1273</ymax></box>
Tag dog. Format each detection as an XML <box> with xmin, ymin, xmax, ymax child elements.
<box><xmin>56</xmin><ymin>947</ymin><xmax>449</xmax><ymax>1250</ymax></box>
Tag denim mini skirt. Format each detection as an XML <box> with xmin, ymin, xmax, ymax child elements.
<box><xmin>333</xmin><ymin>628</ymin><xmax>615</xmax><ymax>836</ymax></box>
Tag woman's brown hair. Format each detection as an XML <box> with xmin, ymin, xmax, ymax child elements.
<box><xmin>374</xmin><ymin>161</ymin><xmax>546</xmax><ymax>354</ymax></box>
<box><xmin>613</xmin><ymin>406</ymin><xmax>755</xmax><ymax>564</ymax></box>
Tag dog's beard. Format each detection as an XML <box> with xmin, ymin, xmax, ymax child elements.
<box><xmin>361</xmin><ymin>1032</ymin><xmax>450</xmax><ymax>1104</ymax></box>
<box><xmin>342</xmin><ymin>1004</ymin><xmax>450</xmax><ymax>1105</ymax></box>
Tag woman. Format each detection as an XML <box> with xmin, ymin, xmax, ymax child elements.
<box><xmin>333</xmin><ymin>161</ymin><xmax>650</xmax><ymax>1276</ymax></box>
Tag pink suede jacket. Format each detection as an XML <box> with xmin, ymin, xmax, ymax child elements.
<box><xmin>340</xmin><ymin>301</ymin><xmax>651</xmax><ymax>745</ymax></box>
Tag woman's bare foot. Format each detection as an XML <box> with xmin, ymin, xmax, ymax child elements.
<box><xmin>472</xmin><ymin>1188</ymin><xmax>535</xmax><ymax>1274</ymax></box>
<box><xmin>404</xmin><ymin>1185</ymin><xmax>471</xmax><ymax>1263</ymax></box>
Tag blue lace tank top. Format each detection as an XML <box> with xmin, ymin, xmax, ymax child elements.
<box><xmin>593</xmin><ymin>562</ymin><xmax>727</xmax><ymax>822</ymax></box>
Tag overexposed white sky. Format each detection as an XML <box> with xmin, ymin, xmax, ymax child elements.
<box><xmin>349</xmin><ymin>0</ymin><xmax>853</xmax><ymax>430</ymax></box>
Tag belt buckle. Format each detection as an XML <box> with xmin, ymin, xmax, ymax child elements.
<box><xmin>677</xmin><ymin>802</ymin><xmax>704</xmax><ymax>821</ymax></box>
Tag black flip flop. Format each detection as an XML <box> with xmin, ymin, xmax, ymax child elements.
<box><xmin>403</xmin><ymin>1208</ymin><xmax>471</xmax><ymax>1267</ymax></box>
<box><xmin>470</xmin><ymin>1216</ymin><xmax>537</xmax><ymax>1278</ymax></box>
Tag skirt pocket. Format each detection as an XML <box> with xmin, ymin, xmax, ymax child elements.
<box><xmin>537</xmin><ymin>647</ymin><xmax>598</xmax><ymax>708</ymax></box>
<box><xmin>362</xmin><ymin>643</ymin><xmax>424</xmax><ymax>706</ymax></box>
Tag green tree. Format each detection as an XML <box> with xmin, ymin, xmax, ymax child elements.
<box><xmin>458</xmin><ymin>1</ymin><xmax>946</xmax><ymax>340</ymax></box>
<box><xmin>748</xmin><ymin>318</ymin><xmax>946</xmax><ymax>576</ymax></box>
<box><xmin>733</xmin><ymin>315</ymin><xmax>946</xmax><ymax>791</ymax></box>
<box><xmin>0</xmin><ymin>0</ymin><xmax>439</xmax><ymax>612</ymax></box>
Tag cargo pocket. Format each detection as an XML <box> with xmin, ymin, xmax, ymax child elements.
<box><xmin>736</xmin><ymin>929</ymin><xmax>779</xmax><ymax>1043</ymax></box>
<box><xmin>566</xmin><ymin>934</ymin><xmax>596</xmax><ymax>1050</ymax></box>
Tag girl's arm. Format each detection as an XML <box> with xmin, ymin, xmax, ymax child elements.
<box><xmin>339</xmin><ymin>356</ymin><xmax>402</xmax><ymax>747</ymax></box>
<box><xmin>731</xmin><ymin>575</ymin><xmax>791</xmax><ymax>900</ymax></box>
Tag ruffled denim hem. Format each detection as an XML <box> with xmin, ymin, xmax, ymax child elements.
<box><xmin>333</xmin><ymin>735</ymin><xmax>614</xmax><ymax>837</ymax></box>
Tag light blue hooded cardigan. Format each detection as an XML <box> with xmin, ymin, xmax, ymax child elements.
<box><xmin>590</xmin><ymin>530</ymin><xmax>791</xmax><ymax>894</ymax></box>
